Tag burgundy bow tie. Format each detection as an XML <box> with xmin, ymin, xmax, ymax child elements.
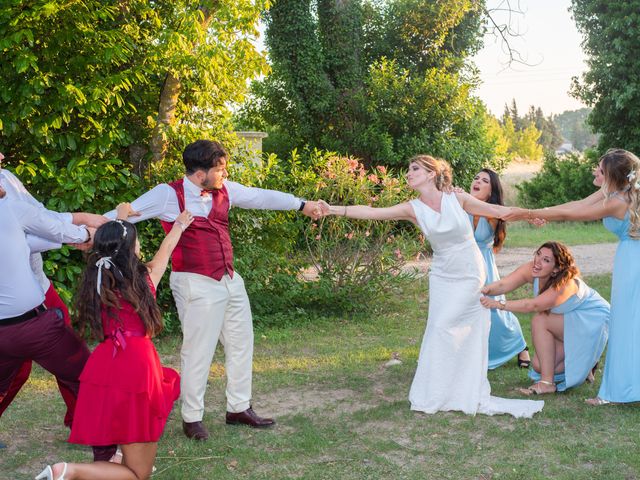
<box><xmin>200</xmin><ymin>189</ymin><xmax>215</xmax><ymax>197</ymax></box>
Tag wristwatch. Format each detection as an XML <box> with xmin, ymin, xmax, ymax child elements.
<box><xmin>298</xmin><ymin>199</ymin><xmax>306</xmax><ymax>211</ymax></box>
<box><xmin>498</xmin><ymin>299</ymin><xmax>506</xmax><ymax>310</ymax></box>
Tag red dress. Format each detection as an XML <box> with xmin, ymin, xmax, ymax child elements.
<box><xmin>69</xmin><ymin>283</ymin><xmax>179</xmax><ymax>445</ymax></box>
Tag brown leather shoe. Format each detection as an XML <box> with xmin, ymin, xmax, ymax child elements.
<box><xmin>182</xmin><ymin>420</ymin><xmax>209</xmax><ymax>440</ymax></box>
<box><xmin>226</xmin><ymin>407</ymin><xmax>275</xmax><ymax>428</ymax></box>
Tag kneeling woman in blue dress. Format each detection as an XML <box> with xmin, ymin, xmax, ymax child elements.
<box><xmin>480</xmin><ymin>241</ymin><xmax>609</xmax><ymax>395</ymax></box>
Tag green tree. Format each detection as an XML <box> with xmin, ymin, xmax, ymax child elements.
<box><xmin>517</xmin><ymin>151</ymin><xmax>599</xmax><ymax>207</ymax></box>
<box><xmin>485</xmin><ymin>113</ymin><xmax>511</xmax><ymax>166</ymax></box>
<box><xmin>0</xmin><ymin>1</ymin><xmax>267</xmax><ymax>204</ymax></box>
<box><xmin>554</xmin><ymin>108</ymin><xmax>599</xmax><ymax>151</ymax></box>
<box><xmin>0</xmin><ymin>1</ymin><xmax>267</xmax><ymax>303</ymax></box>
<box><xmin>241</xmin><ymin>0</ymin><xmax>490</xmax><ymax>170</ymax></box>
<box><xmin>513</xmin><ymin>123</ymin><xmax>543</xmax><ymax>161</ymax></box>
<box><xmin>527</xmin><ymin>106</ymin><xmax>563</xmax><ymax>151</ymax></box>
<box><xmin>362</xmin><ymin>0</ymin><xmax>484</xmax><ymax>74</ymax></box>
<box><xmin>570</xmin><ymin>0</ymin><xmax>640</xmax><ymax>153</ymax></box>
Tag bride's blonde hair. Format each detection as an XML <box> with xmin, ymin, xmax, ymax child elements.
<box><xmin>600</xmin><ymin>148</ymin><xmax>640</xmax><ymax>239</ymax></box>
<box><xmin>409</xmin><ymin>155</ymin><xmax>452</xmax><ymax>191</ymax></box>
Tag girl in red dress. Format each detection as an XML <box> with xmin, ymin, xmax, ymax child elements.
<box><xmin>37</xmin><ymin>203</ymin><xmax>193</xmax><ymax>480</ymax></box>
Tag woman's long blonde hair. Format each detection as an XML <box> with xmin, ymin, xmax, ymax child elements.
<box><xmin>409</xmin><ymin>155</ymin><xmax>453</xmax><ymax>191</ymax></box>
<box><xmin>600</xmin><ymin>148</ymin><xmax>640</xmax><ymax>239</ymax></box>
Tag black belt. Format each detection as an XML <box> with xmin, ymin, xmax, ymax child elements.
<box><xmin>0</xmin><ymin>304</ymin><xmax>47</xmax><ymax>326</ymax></box>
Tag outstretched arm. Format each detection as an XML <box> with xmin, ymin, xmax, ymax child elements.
<box><xmin>557</xmin><ymin>189</ymin><xmax>605</xmax><ymax>209</ymax></box>
<box><xmin>71</xmin><ymin>212</ymin><xmax>109</xmax><ymax>229</ymax></box>
<box><xmin>481</xmin><ymin>261</ymin><xmax>533</xmax><ymax>296</ymax></box>
<box><xmin>146</xmin><ymin>210</ymin><xmax>194</xmax><ymax>288</ymax></box>
<box><xmin>455</xmin><ymin>191</ymin><xmax>512</xmax><ymax>219</ymax></box>
<box><xmin>530</xmin><ymin>195</ymin><xmax>626</xmax><ymax>222</ymax></box>
<box><xmin>481</xmin><ymin>282</ymin><xmax>566</xmax><ymax>314</ymax></box>
<box><xmin>324</xmin><ymin>201</ymin><xmax>416</xmax><ymax>223</ymax></box>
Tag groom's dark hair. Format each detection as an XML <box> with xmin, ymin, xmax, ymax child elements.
<box><xmin>183</xmin><ymin>140</ymin><xmax>228</xmax><ymax>174</ymax></box>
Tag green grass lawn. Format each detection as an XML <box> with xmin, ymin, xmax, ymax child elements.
<box><xmin>504</xmin><ymin>222</ymin><xmax>617</xmax><ymax>248</ymax></box>
<box><xmin>3</xmin><ymin>275</ymin><xmax>638</xmax><ymax>480</ymax></box>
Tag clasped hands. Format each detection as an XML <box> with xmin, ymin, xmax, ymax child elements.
<box><xmin>300</xmin><ymin>200</ymin><xmax>331</xmax><ymax>220</ymax></box>
<box><xmin>500</xmin><ymin>207</ymin><xmax>546</xmax><ymax>227</ymax></box>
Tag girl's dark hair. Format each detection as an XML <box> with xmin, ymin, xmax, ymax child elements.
<box><xmin>536</xmin><ymin>241</ymin><xmax>580</xmax><ymax>297</ymax></box>
<box><xmin>477</xmin><ymin>168</ymin><xmax>507</xmax><ymax>252</ymax></box>
<box><xmin>75</xmin><ymin>220</ymin><xmax>163</xmax><ymax>340</ymax></box>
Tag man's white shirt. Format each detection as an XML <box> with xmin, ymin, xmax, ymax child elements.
<box><xmin>104</xmin><ymin>177</ymin><xmax>303</xmax><ymax>222</ymax></box>
<box><xmin>0</xmin><ymin>168</ymin><xmax>75</xmax><ymax>290</ymax></box>
<box><xmin>0</xmin><ymin>198</ymin><xmax>88</xmax><ymax>319</ymax></box>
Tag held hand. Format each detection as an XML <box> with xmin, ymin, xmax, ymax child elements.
<box><xmin>317</xmin><ymin>199</ymin><xmax>331</xmax><ymax>217</ymax></box>
<box><xmin>442</xmin><ymin>185</ymin><xmax>464</xmax><ymax>194</ymax></box>
<box><xmin>480</xmin><ymin>296</ymin><xmax>498</xmax><ymax>309</ymax></box>
<box><xmin>71</xmin><ymin>226</ymin><xmax>97</xmax><ymax>251</ymax></box>
<box><xmin>480</xmin><ymin>285</ymin><xmax>491</xmax><ymax>295</ymax></box>
<box><xmin>501</xmin><ymin>207</ymin><xmax>527</xmax><ymax>222</ymax></box>
<box><xmin>82</xmin><ymin>213</ymin><xmax>109</xmax><ymax>229</ymax></box>
<box><xmin>174</xmin><ymin>210</ymin><xmax>194</xmax><ymax>231</ymax></box>
<box><xmin>527</xmin><ymin>217</ymin><xmax>547</xmax><ymax>227</ymax></box>
<box><xmin>302</xmin><ymin>200</ymin><xmax>323</xmax><ymax>220</ymax></box>
<box><xmin>115</xmin><ymin>202</ymin><xmax>140</xmax><ymax>220</ymax></box>
<box><xmin>316</xmin><ymin>199</ymin><xmax>333</xmax><ymax>217</ymax></box>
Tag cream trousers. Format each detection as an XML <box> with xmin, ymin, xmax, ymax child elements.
<box><xmin>170</xmin><ymin>271</ymin><xmax>253</xmax><ymax>422</ymax></box>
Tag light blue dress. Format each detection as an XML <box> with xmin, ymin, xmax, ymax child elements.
<box><xmin>529</xmin><ymin>277</ymin><xmax>609</xmax><ymax>391</ymax></box>
<box><xmin>597</xmin><ymin>212</ymin><xmax>640</xmax><ymax>402</ymax></box>
<box><xmin>470</xmin><ymin>216</ymin><xmax>526</xmax><ymax>369</ymax></box>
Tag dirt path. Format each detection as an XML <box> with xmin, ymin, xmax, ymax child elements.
<box><xmin>403</xmin><ymin>242</ymin><xmax>617</xmax><ymax>277</ymax></box>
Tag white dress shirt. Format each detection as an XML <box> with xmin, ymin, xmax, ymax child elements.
<box><xmin>104</xmin><ymin>177</ymin><xmax>303</xmax><ymax>222</ymax></box>
<box><xmin>0</xmin><ymin>198</ymin><xmax>89</xmax><ymax>319</ymax></box>
<box><xmin>0</xmin><ymin>168</ymin><xmax>74</xmax><ymax>291</ymax></box>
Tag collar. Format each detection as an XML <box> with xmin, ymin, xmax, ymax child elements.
<box><xmin>183</xmin><ymin>176</ymin><xmax>205</xmax><ymax>196</ymax></box>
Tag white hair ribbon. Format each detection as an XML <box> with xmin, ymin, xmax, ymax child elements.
<box><xmin>96</xmin><ymin>256</ymin><xmax>115</xmax><ymax>295</ymax></box>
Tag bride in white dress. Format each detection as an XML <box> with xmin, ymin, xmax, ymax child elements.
<box><xmin>322</xmin><ymin>155</ymin><xmax>543</xmax><ymax>418</ymax></box>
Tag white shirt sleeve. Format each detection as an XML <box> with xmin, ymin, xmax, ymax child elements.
<box><xmin>225</xmin><ymin>180</ymin><xmax>302</xmax><ymax>211</ymax></box>
<box><xmin>10</xmin><ymin>199</ymin><xmax>89</xmax><ymax>243</ymax></box>
<box><xmin>26</xmin><ymin>234</ymin><xmax>62</xmax><ymax>253</ymax></box>
<box><xmin>1</xmin><ymin>169</ymin><xmax>73</xmax><ymax>222</ymax></box>
<box><xmin>103</xmin><ymin>184</ymin><xmax>178</xmax><ymax>222</ymax></box>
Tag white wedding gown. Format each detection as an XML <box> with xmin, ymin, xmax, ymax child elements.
<box><xmin>408</xmin><ymin>194</ymin><xmax>544</xmax><ymax>418</ymax></box>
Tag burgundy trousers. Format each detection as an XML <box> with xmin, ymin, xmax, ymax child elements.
<box><xmin>0</xmin><ymin>308</ymin><xmax>90</xmax><ymax>419</ymax></box>
<box><xmin>0</xmin><ymin>284</ymin><xmax>79</xmax><ymax>426</ymax></box>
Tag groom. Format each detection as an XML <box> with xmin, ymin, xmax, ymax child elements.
<box><xmin>105</xmin><ymin>139</ymin><xmax>324</xmax><ymax>440</ymax></box>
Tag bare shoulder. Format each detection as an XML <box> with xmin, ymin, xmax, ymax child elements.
<box><xmin>453</xmin><ymin>191</ymin><xmax>471</xmax><ymax>204</ymax></box>
<box><xmin>604</xmin><ymin>193</ymin><xmax>631</xmax><ymax>216</ymax></box>
<box><xmin>397</xmin><ymin>201</ymin><xmax>418</xmax><ymax>223</ymax></box>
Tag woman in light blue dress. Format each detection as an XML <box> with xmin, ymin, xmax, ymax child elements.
<box><xmin>481</xmin><ymin>241</ymin><xmax>609</xmax><ymax>394</ymax></box>
<box><xmin>507</xmin><ymin>149</ymin><xmax>640</xmax><ymax>404</ymax></box>
<box><xmin>469</xmin><ymin>169</ymin><xmax>529</xmax><ymax>369</ymax></box>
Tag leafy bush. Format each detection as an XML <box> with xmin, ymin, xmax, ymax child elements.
<box><xmin>301</xmin><ymin>154</ymin><xmax>420</xmax><ymax>313</ymax></box>
<box><xmin>230</xmin><ymin>150</ymin><xmax>421</xmax><ymax>323</ymax></box>
<box><xmin>516</xmin><ymin>151</ymin><xmax>599</xmax><ymax>208</ymax></box>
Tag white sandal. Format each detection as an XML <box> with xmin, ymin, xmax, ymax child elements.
<box><xmin>35</xmin><ymin>462</ymin><xmax>67</xmax><ymax>480</ymax></box>
<box><xmin>585</xmin><ymin>397</ymin><xmax>611</xmax><ymax>406</ymax></box>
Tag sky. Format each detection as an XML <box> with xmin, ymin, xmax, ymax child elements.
<box><xmin>472</xmin><ymin>0</ymin><xmax>588</xmax><ymax>117</ymax></box>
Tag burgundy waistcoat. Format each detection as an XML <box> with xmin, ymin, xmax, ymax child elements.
<box><xmin>160</xmin><ymin>179</ymin><xmax>234</xmax><ymax>280</ymax></box>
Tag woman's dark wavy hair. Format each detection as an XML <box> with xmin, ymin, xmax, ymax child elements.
<box><xmin>477</xmin><ymin>168</ymin><xmax>507</xmax><ymax>252</ymax></box>
<box><xmin>536</xmin><ymin>241</ymin><xmax>580</xmax><ymax>298</ymax></box>
<box><xmin>75</xmin><ymin>220</ymin><xmax>163</xmax><ymax>340</ymax></box>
